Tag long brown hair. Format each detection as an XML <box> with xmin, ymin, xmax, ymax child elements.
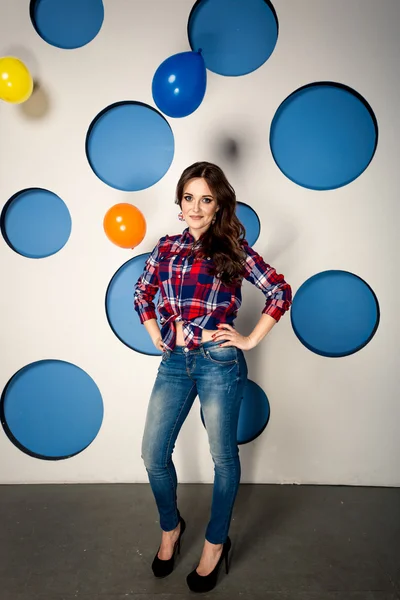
<box><xmin>175</xmin><ymin>162</ymin><xmax>246</xmax><ymax>286</ymax></box>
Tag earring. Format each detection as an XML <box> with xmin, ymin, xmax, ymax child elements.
<box><xmin>178</xmin><ymin>211</ymin><xmax>185</xmax><ymax>221</ymax></box>
<box><xmin>212</xmin><ymin>215</ymin><xmax>216</xmax><ymax>224</ymax></box>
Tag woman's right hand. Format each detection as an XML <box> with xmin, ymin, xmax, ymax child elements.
<box><xmin>153</xmin><ymin>335</ymin><xmax>165</xmax><ymax>352</ymax></box>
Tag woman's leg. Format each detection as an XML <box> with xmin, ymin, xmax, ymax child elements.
<box><xmin>141</xmin><ymin>351</ymin><xmax>198</xmax><ymax>532</ymax></box>
<box><xmin>196</xmin><ymin>344</ymin><xmax>248</xmax><ymax>545</ymax></box>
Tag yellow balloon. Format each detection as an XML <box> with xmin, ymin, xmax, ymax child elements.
<box><xmin>0</xmin><ymin>57</ymin><xmax>33</xmax><ymax>104</ymax></box>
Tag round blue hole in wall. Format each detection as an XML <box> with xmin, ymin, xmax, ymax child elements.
<box><xmin>236</xmin><ymin>202</ymin><xmax>260</xmax><ymax>246</ymax></box>
<box><xmin>1</xmin><ymin>188</ymin><xmax>72</xmax><ymax>259</ymax></box>
<box><xmin>1</xmin><ymin>360</ymin><xmax>104</xmax><ymax>460</ymax></box>
<box><xmin>106</xmin><ymin>253</ymin><xmax>163</xmax><ymax>356</ymax></box>
<box><xmin>30</xmin><ymin>0</ymin><xmax>104</xmax><ymax>49</ymax></box>
<box><xmin>270</xmin><ymin>82</ymin><xmax>378</xmax><ymax>190</ymax></box>
<box><xmin>86</xmin><ymin>102</ymin><xmax>175</xmax><ymax>191</ymax></box>
<box><xmin>291</xmin><ymin>270</ymin><xmax>380</xmax><ymax>357</ymax></box>
<box><xmin>201</xmin><ymin>379</ymin><xmax>270</xmax><ymax>444</ymax></box>
<box><xmin>188</xmin><ymin>0</ymin><xmax>278</xmax><ymax>76</ymax></box>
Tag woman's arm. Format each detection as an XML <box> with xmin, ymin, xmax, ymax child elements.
<box><xmin>247</xmin><ymin>313</ymin><xmax>277</xmax><ymax>347</ymax></box>
<box><xmin>133</xmin><ymin>236</ymin><xmax>169</xmax><ymax>350</ymax></box>
<box><xmin>241</xmin><ymin>240</ymin><xmax>292</xmax><ymax>322</ymax></box>
<box><xmin>143</xmin><ymin>318</ymin><xmax>163</xmax><ymax>349</ymax></box>
<box><xmin>216</xmin><ymin>313</ymin><xmax>277</xmax><ymax>350</ymax></box>
<box><xmin>215</xmin><ymin>241</ymin><xmax>292</xmax><ymax>350</ymax></box>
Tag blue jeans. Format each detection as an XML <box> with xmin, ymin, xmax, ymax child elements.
<box><xmin>141</xmin><ymin>338</ymin><xmax>248</xmax><ymax>544</ymax></box>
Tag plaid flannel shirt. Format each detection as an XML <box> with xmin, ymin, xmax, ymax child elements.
<box><xmin>134</xmin><ymin>227</ymin><xmax>292</xmax><ymax>350</ymax></box>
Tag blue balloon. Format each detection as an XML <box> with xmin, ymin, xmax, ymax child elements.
<box><xmin>152</xmin><ymin>50</ymin><xmax>207</xmax><ymax>118</ymax></box>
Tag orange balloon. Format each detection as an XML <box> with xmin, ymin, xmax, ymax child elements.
<box><xmin>103</xmin><ymin>203</ymin><xmax>146</xmax><ymax>249</ymax></box>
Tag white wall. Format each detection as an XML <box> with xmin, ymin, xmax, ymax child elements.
<box><xmin>0</xmin><ymin>0</ymin><xmax>399</xmax><ymax>486</ymax></box>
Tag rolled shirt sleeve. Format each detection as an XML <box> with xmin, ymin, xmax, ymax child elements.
<box><xmin>133</xmin><ymin>237</ymin><xmax>165</xmax><ymax>323</ymax></box>
<box><xmin>241</xmin><ymin>240</ymin><xmax>292</xmax><ymax>322</ymax></box>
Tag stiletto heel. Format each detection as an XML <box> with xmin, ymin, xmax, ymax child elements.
<box><xmin>186</xmin><ymin>536</ymin><xmax>232</xmax><ymax>593</ymax></box>
<box><xmin>151</xmin><ymin>516</ymin><xmax>186</xmax><ymax>578</ymax></box>
<box><xmin>225</xmin><ymin>550</ymin><xmax>229</xmax><ymax>574</ymax></box>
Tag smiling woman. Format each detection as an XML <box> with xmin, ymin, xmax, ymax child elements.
<box><xmin>180</xmin><ymin>177</ymin><xmax>218</xmax><ymax>239</ymax></box>
<box><xmin>175</xmin><ymin>162</ymin><xmax>247</xmax><ymax>288</ymax></box>
<box><xmin>133</xmin><ymin>161</ymin><xmax>292</xmax><ymax>592</ymax></box>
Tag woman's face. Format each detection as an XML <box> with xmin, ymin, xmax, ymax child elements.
<box><xmin>181</xmin><ymin>177</ymin><xmax>219</xmax><ymax>239</ymax></box>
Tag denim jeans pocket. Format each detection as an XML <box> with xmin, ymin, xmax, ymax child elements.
<box><xmin>202</xmin><ymin>344</ymin><xmax>238</xmax><ymax>365</ymax></box>
<box><xmin>161</xmin><ymin>349</ymin><xmax>171</xmax><ymax>362</ymax></box>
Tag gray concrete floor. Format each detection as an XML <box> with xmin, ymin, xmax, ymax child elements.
<box><xmin>0</xmin><ymin>483</ymin><xmax>399</xmax><ymax>600</ymax></box>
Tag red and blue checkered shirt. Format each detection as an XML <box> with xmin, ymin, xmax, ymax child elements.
<box><xmin>134</xmin><ymin>227</ymin><xmax>292</xmax><ymax>350</ymax></box>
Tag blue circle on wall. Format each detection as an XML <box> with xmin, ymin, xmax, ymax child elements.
<box><xmin>86</xmin><ymin>102</ymin><xmax>175</xmax><ymax>191</ymax></box>
<box><xmin>30</xmin><ymin>0</ymin><xmax>104</xmax><ymax>49</ymax></box>
<box><xmin>236</xmin><ymin>202</ymin><xmax>260</xmax><ymax>246</ymax></box>
<box><xmin>188</xmin><ymin>0</ymin><xmax>278</xmax><ymax>76</ymax></box>
<box><xmin>291</xmin><ymin>270</ymin><xmax>380</xmax><ymax>357</ymax></box>
<box><xmin>0</xmin><ymin>360</ymin><xmax>104</xmax><ymax>460</ymax></box>
<box><xmin>106</xmin><ymin>253</ymin><xmax>163</xmax><ymax>356</ymax></box>
<box><xmin>0</xmin><ymin>188</ymin><xmax>72</xmax><ymax>259</ymax></box>
<box><xmin>201</xmin><ymin>379</ymin><xmax>270</xmax><ymax>444</ymax></box>
<box><xmin>270</xmin><ymin>82</ymin><xmax>378</xmax><ymax>190</ymax></box>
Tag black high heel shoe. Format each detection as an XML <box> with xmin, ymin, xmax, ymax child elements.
<box><xmin>151</xmin><ymin>516</ymin><xmax>186</xmax><ymax>578</ymax></box>
<box><xmin>186</xmin><ymin>536</ymin><xmax>231</xmax><ymax>593</ymax></box>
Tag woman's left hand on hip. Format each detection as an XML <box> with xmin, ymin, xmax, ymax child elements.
<box><xmin>212</xmin><ymin>323</ymin><xmax>256</xmax><ymax>351</ymax></box>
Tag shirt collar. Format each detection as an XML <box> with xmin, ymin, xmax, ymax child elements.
<box><xmin>181</xmin><ymin>227</ymin><xmax>202</xmax><ymax>250</ymax></box>
<box><xmin>181</xmin><ymin>227</ymin><xmax>195</xmax><ymax>244</ymax></box>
